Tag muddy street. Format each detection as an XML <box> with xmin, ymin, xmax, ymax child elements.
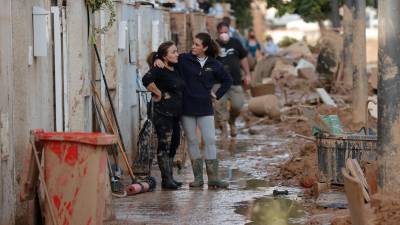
<box><xmin>107</xmin><ymin>122</ymin><xmax>308</xmax><ymax>225</ymax></box>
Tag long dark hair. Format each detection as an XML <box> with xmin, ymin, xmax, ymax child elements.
<box><xmin>195</xmin><ymin>33</ymin><xmax>219</xmax><ymax>58</ymax></box>
<box><xmin>147</xmin><ymin>41</ymin><xmax>175</xmax><ymax>67</ymax></box>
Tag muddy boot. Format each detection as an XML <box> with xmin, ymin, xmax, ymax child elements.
<box><xmin>205</xmin><ymin>159</ymin><xmax>229</xmax><ymax>189</ymax></box>
<box><xmin>220</xmin><ymin>123</ymin><xmax>228</xmax><ymax>139</ymax></box>
<box><xmin>189</xmin><ymin>159</ymin><xmax>204</xmax><ymax>187</ymax></box>
<box><xmin>158</xmin><ymin>155</ymin><xmax>178</xmax><ymax>190</ymax></box>
<box><xmin>169</xmin><ymin>158</ymin><xmax>183</xmax><ymax>187</ymax></box>
<box><xmin>229</xmin><ymin>122</ymin><xmax>237</xmax><ymax>137</ymax></box>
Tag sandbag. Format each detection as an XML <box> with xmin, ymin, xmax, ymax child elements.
<box><xmin>248</xmin><ymin>95</ymin><xmax>281</xmax><ymax>120</ymax></box>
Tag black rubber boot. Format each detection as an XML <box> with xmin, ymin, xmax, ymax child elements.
<box><xmin>158</xmin><ymin>155</ymin><xmax>178</xmax><ymax>190</ymax></box>
<box><xmin>189</xmin><ymin>159</ymin><xmax>204</xmax><ymax>187</ymax></box>
<box><xmin>169</xmin><ymin>158</ymin><xmax>183</xmax><ymax>187</ymax></box>
<box><xmin>205</xmin><ymin>159</ymin><xmax>228</xmax><ymax>189</ymax></box>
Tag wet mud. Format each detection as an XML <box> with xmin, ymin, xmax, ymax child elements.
<box><xmin>235</xmin><ymin>197</ymin><xmax>306</xmax><ymax>225</ymax></box>
<box><xmin>106</xmin><ymin>121</ymin><xmax>309</xmax><ymax>225</ymax></box>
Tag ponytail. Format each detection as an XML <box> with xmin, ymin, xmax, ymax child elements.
<box><xmin>146</xmin><ymin>52</ymin><xmax>158</xmax><ymax>68</ymax></box>
<box><xmin>195</xmin><ymin>32</ymin><xmax>220</xmax><ymax>58</ymax></box>
<box><xmin>146</xmin><ymin>41</ymin><xmax>176</xmax><ymax>67</ymax></box>
<box><xmin>208</xmin><ymin>39</ymin><xmax>220</xmax><ymax>58</ymax></box>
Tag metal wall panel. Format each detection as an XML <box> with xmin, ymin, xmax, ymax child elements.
<box><xmin>101</xmin><ymin>3</ymin><xmax>173</xmax><ymax>163</ymax></box>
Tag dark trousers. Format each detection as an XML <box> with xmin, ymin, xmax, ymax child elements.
<box><xmin>152</xmin><ymin>111</ymin><xmax>181</xmax><ymax>158</ymax></box>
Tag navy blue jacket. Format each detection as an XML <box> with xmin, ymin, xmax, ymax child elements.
<box><xmin>177</xmin><ymin>53</ymin><xmax>232</xmax><ymax>116</ymax></box>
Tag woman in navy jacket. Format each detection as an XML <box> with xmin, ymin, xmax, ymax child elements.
<box><xmin>157</xmin><ymin>33</ymin><xmax>232</xmax><ymax>188</ymax></box>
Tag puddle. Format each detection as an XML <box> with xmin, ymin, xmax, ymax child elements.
<box><xmin>245</xmin><ymin>179</ymin><xmax>271</xmax><ymax>189</ymax></box>
<box><xmin>235</xmin><ymin>197</ymin><xmax>306</xmax><ymax>225</ymax></box>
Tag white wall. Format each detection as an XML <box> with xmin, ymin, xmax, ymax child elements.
<box><xmin>0</xmin><ymin>0</ymin><xmax>16</xmax><ymax>224</ymax></box>
<box><xmin>0</xmin><ymin>0</ymin><xmax>93</xmax><ymax>224</ymax></box>
<box><xmin>65</xmin><ymin>0</ymin><xmax>93</xmax><ymax>131</ymax></box>
<box><xmin>101</xmin><ymin>3</ymin><xmax>172</xmax><ymax>165</ymax></box>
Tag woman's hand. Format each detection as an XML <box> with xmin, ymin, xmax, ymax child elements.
<box><xmin>154</xmin><ymin>59</ymin><xmax>165</xmax><ymax>68</ymax></box>
<box><xmin>210</xmin><ymin>91</ymin><xmax>217</xmax><ymax>99</ymax></box>
<box><xmin>152</xmin><ymin>93</ymin><xmax>162</xmax><ymax>102</ymax></box>
<box><xmin>146</xmin><ymin>82</ymin><xmax>162</xmax><ymax>102</ymax></box>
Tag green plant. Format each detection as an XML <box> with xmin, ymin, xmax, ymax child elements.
<box><xmin>225</xmin><ymin>0</ymin><xmax>253</xmax><ymax>30</ymax></box>
<box><xmin>266</xmin><ymin>0</ymin><xmax>377</xmax><ymax>24</ymax></box>
<box><xmin>86</xmin><ymin>0</ymin><xmax>116</xmax><ymax>35</ymax></box>
<box><xmin>278</xmin><ymin>36</ymin><xmax>298</xmax><ymax>48</ymax></box>
<box><xmin>308</xmin><ymin>42</ymin><xmax>320</xmax><ymax>54</ymax></box>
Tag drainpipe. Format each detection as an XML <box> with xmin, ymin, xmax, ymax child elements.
<box><xmin>377</xmin><ymin>0</ymin><xmax>400</xmax><ymax>191</ymax></box>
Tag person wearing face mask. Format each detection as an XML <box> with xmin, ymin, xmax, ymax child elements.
<box><xmin>222</xmin><ymin>16</ymin><xmax>246</xmax><ymax>46</ymax></box>
<box><xmin>215</xmin><ymin>22</ymin><xmax>251</xmax><ymax>138</ymax></box>
<box><xmin>154</xmin><ymin>33</ymin><xmax>232</xmax><ymax>189</ymax></box>
<box><xmin>142</xmin><ymin>41</ymin><xmax>185</xmax><ymax>190</ymax></box>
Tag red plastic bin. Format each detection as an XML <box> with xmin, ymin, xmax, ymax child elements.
<box><xmin>36</xmin><ymin>131</ymin><xmax>117</xmax><ymax>225</ymax></box>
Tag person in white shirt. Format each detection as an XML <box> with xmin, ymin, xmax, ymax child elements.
<box><xmin>264</xmin><ymin>35</ymin><xmax>280</xmax><ymax>56</ymax></box>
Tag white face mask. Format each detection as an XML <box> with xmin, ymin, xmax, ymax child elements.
<box><xmin>219</xmin><ymin>33</ymin><xmax>230</xmax><ymax>42</ymax></box>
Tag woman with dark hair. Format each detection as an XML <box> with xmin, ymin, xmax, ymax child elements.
<box><xmin>142</xmin><ymin>41</ymin><xmax>184</xmax><ymax>190</ymax></box>
<box><xmin>155</xmin><ymin>33</ymin><xmax>232</xmax><ymax>189</ymax></box>
<box><xmin>245</xmin><ymin>29</ymin><xmax>262</xmax><ymax>59</ymax></box>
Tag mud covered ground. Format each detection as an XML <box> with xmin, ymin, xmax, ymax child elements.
<box><xmin>105</xmin><ymin>100</ymin><xmax>376</xmax><ymax>225</ymax></box>
<box><xmin>106</xmin><ymin>119</ymin><xmax>309</xmax><ymax>225</ymax></box>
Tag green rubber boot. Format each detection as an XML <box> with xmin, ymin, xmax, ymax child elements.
<box><xmin>169</xmin><ymin>158</ymin><xmax>183</xmax><ymax>187</ymax></box>
<box><xmin>205</xmin><ymin>159</ymin><xmax>229</xmax><ymax>189</ymax></box>
<box><xmin>189</xmin><ymin>159</ymin><xmax>204</xmax><ymax>187</ymax></box>
<box><xmin>158</xmin><ymin>155</ymin><xmax>178</xmax><ymax>190</ymax></box>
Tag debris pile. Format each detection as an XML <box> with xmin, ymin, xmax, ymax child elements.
<box><xmin>370</xmin><ymin>193</ymin><xmax>400</xmax><ymax>225</ymax></box>
<box><xmin>244</xmin><ymin>30</ymin><xmax>379</xmax><ymax>225</ymax></box>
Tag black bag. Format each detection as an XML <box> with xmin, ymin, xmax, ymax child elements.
<box><xmin>133</xmin><ymin>97</ymin><xmax>157</xmax><ymax>176</ymax></box>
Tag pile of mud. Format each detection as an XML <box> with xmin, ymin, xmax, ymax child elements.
<box><xmin>330</xmin><ymin>216</ymin><xmax>352</xmax><ymax>225</ymax></box>
<box><xmin>370</xmin><ymin>193</ymin><xmax>400</xmax><ymax>225</ymax></box>
<box><xmin>278</xmin><ymin>142</ymin><xmax>318</xmax><ymax>187</ymax></box>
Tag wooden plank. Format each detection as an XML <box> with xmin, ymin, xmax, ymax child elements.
<box><xmin>293</xmin><ymin>133</ymin><xmax>316</xmax><ymax>142</ymax></box>
<box><xmin>20</xmin><ymin>143</ymin><xmax>39</xmax><ymax>201</ymax></box>
<box><xmin>342</xmin><ymin>168</ymin><xmax>371</xmax><ymax>225</ymax></box>
<box><xmin>362</xmin><ymin>161</ymin><xmax>378</xmax><ymax>195</ymax></box>
<box><xmin>316</xmin><ymin>88</ymin><xmax>337</xmax><ymax>107</ymax></box>
<box><xmin>346</xmin><ymin>159</ymin><xmax>370</xmax><ymax>202</ymax></box>
<box><xmin>351</xmin><ymin>159</ymin><xmax>369</xmax><ymax>190</ymax></box>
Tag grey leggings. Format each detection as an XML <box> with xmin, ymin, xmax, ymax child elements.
<box><xmin>182</xmin><ymin>115</ymin><xmax>217</xmax><ymax>160</ymax></box>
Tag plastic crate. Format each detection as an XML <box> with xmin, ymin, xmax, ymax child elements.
<box><xmin>316</xmin><ymin>133</ymin><xmax>377</xmax><ymax>184</ymax></box>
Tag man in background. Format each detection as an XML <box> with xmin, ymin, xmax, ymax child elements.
<box><xmin>222</xmin><ymin>16</ymin><xmax>246</xmax><ymax>46</ymax></box>
<box><xmin>215</xmin><ymin>22</ymin><xmax>251</xmax><ymax>138</ymax></box>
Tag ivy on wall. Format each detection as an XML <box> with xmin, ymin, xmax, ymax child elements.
<box><xmin>86</xmin><ymin>0</ymin><xmax>116</xmax><ymax>35</ymax></box>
